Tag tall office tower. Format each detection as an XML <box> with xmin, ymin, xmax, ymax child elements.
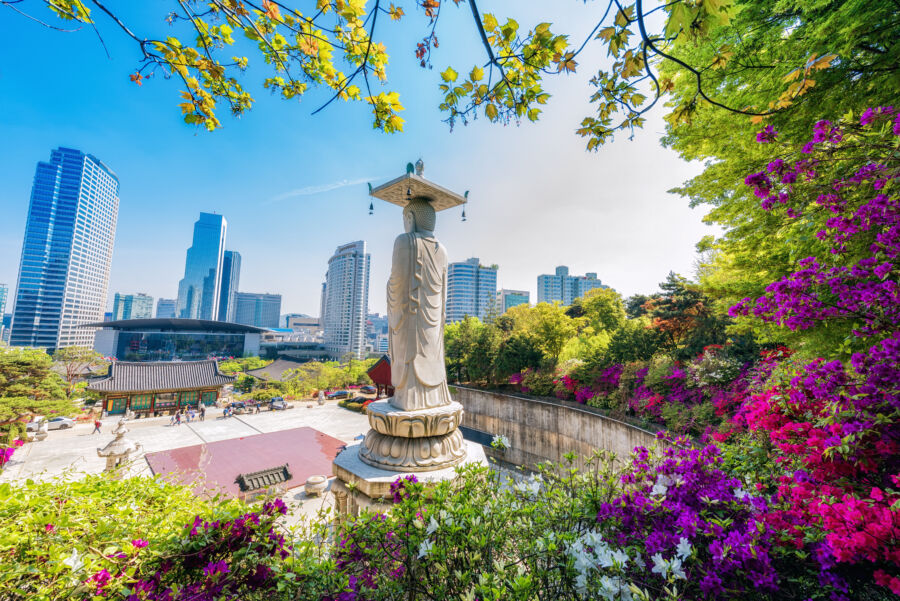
<box><xmin>234</xmin><ymin>292</ymin><xmax>282</xmax><ymax>328</ymax></box>
<box><xmin>319</xmin><ymin>282</ymin><xmax>327</xmax><ymax>329</ymax></box>
<box><xmin>0</xmin><ymin>283</ymin><xmax>7</xmax><ymax>341</ymax></box>
<box><xmin>537</xmin><ymin>266</ymin><xmax>607</xmax><ymax>305</ymax></box>
<box><xmin>445</xmin><ymin>258</ymin><xmax>498</xmax><ymax>323</ymax></box>
<box><xmin>10</xmin><ymin>147</ymin><xmax>119</xmax><ymax>350</ymax></box>
<box><xmin>112</xmin><ymin>293</ymin><xmax>153</xmax><ymax>320</ymax></box>
<box><xmin>155</xmin><ymin>298</ymin><xmax>176</xmax><ymax>318</ymax></box>
<box><xmin>496</xmin><ymin>289</ymin><xmax>530</xmax><ymax>314</ymax></box>
<box><xmin>217</xmin><ymin>250</ymin><xmax>241</xmax><ymax>321</ymax></box>
<box><xmin>322</xmin><ymin>240</ymin><xmax>370</xmax><ymax>359</ymax></box>
<box><xmin>176</xmin><ymin>212</ymin><xmax>226</xmax><ymax>320</ymax></box>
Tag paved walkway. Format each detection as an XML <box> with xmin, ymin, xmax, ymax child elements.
<box><xmin>1</xmin><ymin>403</ymin><xmax>369</xmax><ymax>484</ymax></box>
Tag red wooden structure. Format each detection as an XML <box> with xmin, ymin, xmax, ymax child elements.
<box><xmin>367</xmin><ymin>354</ymin><xmax>394</xmax><ymax>398</ymax></box>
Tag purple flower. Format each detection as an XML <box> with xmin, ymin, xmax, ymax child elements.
<box><xmin>203</xmin><ymin>560</ymin><xmax>229</xmax><ymax>577</ymax></box>
<box><xmin>131</xmin><ymin>538</ymin><xmax>148</xmax><ymax>549</ymax></box>
<box><xmin>756</xmin><ymin>125</ymin><xmax>778</xmax><ymax>143</ymax></box>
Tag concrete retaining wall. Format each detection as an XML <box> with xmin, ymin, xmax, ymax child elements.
<box><xmin>452</xmin><ymin>386</ymin><xmax>660</xmax><ymax>469</ymax></box>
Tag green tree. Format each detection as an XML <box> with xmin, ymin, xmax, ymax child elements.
<box><xmin>0</xmin><ymin>347</ymin><xmax>75</xmax><ymax>439</ymax></box>
<box><xmin>650</xmin><ymin>272</ymin><xmax>728</xmax><ymax>361</ymax></box>
<box><xmin>11</xmin><ymin>0</ymin><xmax>818</xmax><ymax>146</ymax></box>
<box><xmin>494</xmin><ymin>334</ymin><xmax>544</xmax><ymax>381</ymax></box>
<box><xmin>443</xmin><ymin>317</ymin><xmax>484</xmax><ymax>383</ymax></box>
<box><xmin>656</xmin><ymin>0</ymin><xmax>900</xmax><ymax>314</ymax></box>
<box><xmin>52</xmin><ymin>346</ymin><xmax>107</xmax><ymax>394</ymax></box>
<box><xmin>625</xmin><ymin>294</ymin><xmax>657</xmax><ymax>319</ymax></box>
<box><xmin>603</xmin><ymin>319</ymin><xmax>663</xmax><ymax>365</ymax></box>
<box><xmin>580</xmin><ymin>288</ymin><xmax>627</xmax><ymax>333</ymax></box>
<box><xmin>464</xmin><ymin>325</ymin><xmax>500</xmax><ymax>385</ymax></box>
<box><xmin>507</xmin><ymin>303</ymin><xmax>579</xmax><ymax>364</ymax></box>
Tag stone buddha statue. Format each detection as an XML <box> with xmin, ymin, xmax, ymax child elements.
<box><xmin>387</xmin><ymin>198</ymin><xmax>452</xmax><ymax>411</ymax></box>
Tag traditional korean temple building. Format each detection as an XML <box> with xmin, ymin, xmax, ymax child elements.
<box><xmin>366</xmin><ymin>354</ymin><xmax>394</xmax><ymax>398</ymax></box>
<box><xmin>87</xmin><ymin>360</ymin><xmax>235</xmax><ymax>416</ymax></box>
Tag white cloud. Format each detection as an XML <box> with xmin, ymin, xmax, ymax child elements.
<box><xmin>265</xmin><ymin>176</ymin><xmax>382</xmax><ymax>204</ymax></box>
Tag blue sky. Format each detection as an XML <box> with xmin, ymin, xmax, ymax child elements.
<box><xmin>0</xmin><ymin>1</ymin><xmax>714</xmax><ymax>316</ymax></box>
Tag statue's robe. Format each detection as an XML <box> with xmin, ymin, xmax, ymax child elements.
<box><xmin>387</xmin><ymin>231</ymin><xmax>451</xmax><ymax>410</ymax></box>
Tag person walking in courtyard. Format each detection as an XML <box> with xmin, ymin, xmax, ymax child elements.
<box><xmin>175</xmin><ymin>410</ymin><xmax>182</xmax><ymax>426</ymax></box>
<box><xmin>92</xmin><ymin>418</ymin><xmax>102</xmax><ymax>434</ymax></box>
<box><xmin>199</xmin><ymin>405</ymin><xmax>206</xmax><ymax>421</ymax></box>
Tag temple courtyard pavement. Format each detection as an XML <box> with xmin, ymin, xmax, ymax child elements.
<box><xmin>0</xmin><ymin>404</ymin><xmax>371</xmax><ymax>522</ymax></box>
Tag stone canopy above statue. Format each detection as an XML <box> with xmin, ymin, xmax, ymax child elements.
<box><xmin>369</xmin><ymin>171</ymin><xmax>467</xmax><ymax>212</ymax></box>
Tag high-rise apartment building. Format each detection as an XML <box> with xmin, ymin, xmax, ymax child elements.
<box><xmin>176</xmin><ymin>212</ymin><xmax>226</xmax><ymax>320</ymax></box>
<box><xmin>446</xmin><ymin>258</ymin><xmax>498</xmax><ymax>323</ymax></box>
<box><xmin>322</xmin><ymin>240</ymin><xmax>370</xmax><ymax>359</ymax></box>
<box><xmin>155</xmin><ymin>298</ymin><xmax>176</xmax><ymax>318</ymax></box>
<box><xmin>234</xmin><ymin>292</ymin><xmax>281</xmax><ymax>328</ymax></box>
<box><xmin>10</xmin><ymin>147</ymin><xmax>119</xmax><ymax>350</ymax></box>
<box><xmin>496</xmin><ymin>289</ymin><xmax>530</xmax><ymax>314</ymax></box>
<box><xmin>537</xmin><ymin>266</ymin><xmax>607</xmax><ymax>305</ymax></box>
<box><xmin>217</xmin><ymin>250</ymin><xmax>241</xmax><ymax>322</ymax></box>
<box><xmin>112</xmin><ymin>293</ymin><xmax>153</xmax><ymax>320</ymax></box>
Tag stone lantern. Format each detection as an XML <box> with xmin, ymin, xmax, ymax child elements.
<box><xmin>97</xmin><ymin>418</ymin><xmax>141</xmax><ymax>472</ymax></box>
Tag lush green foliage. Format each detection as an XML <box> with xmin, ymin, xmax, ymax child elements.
<box><xmin>217</xmin><ymin>356</ymin><xmax>272</xmax><ymax>375</ymax></box>
<box><xmin>0</xmin><ymin>346</ymin><xmax>75</xmax><ymax>441</ymax></box>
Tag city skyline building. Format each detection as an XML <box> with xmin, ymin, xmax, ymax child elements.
<box><xmin>366</xmin><ymin>312</ymin><xmax>389</xmax><ymax>354</ymax></box>
<box><xmin>176</xmin><ymin>212</ymin><xmax>226</xmax><ymax>321</ymax></box>
<box><xmin>496</xmin><ymin>288</ymin><xmax>530</xmax><ymax>314</ymax></box>
<box><xmin>322</xmin><ymin>240</ymin><xmax>370</xmax><ymax>359</ymax></box>
<box><xmin>0</xmin><ymin>284</ymin><xmax>7</xmax><ymax>342</ymax></box>
<box><xmin>112</xmin><ymin>292</ymin><xmax>154</xmax><ymax>320</ymax></box>
<box><xmin>234</xmin><ymin>292</ymin><xmax>282</xmax><ymax>329</ymax></box>
<box><xmin>155</xmin><ymin>298</ymin><xmax>176</xmax><ymax>319</ymax></box>
<box><xmin>217</xmin><ymin>250</ymin><xmax>241</xmax><ymax>322</ymax></box>
<box><xmin>536</xmin><ymin>266</ymin><xmax>607</xmax><ymax>305</ymax></box>
<box><xmin>10</xmin><ymin>147</ymin><xmax>119</xmax><ymax>350</ymax></box>
<box><xmin>446</xmin><ymin>257</ymin><xmax>498</xmax><ymax>323</ymax></box>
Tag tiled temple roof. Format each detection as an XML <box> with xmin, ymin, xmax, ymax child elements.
<box><xmin>234</xmin><ymin>464</ymin><xmax>293</xmax><ymax>492</ymax></box>
<box><xmin>87</xmin><ymin>360</ymin><xmax>235</xmax><ymax>393</ymax></box>
<box><xmin>246</xmin><ymin>358</ymin><xmax>307</xmax><ymax>382</ymax></box>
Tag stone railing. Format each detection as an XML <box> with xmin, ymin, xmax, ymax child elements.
<box><xmin>451</xmin><ymin>385</ymin><xmax>661</xmax><ymax>469</ymax></box>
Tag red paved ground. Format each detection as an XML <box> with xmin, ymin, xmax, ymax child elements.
<box><xmin>144</xmin><ymin>427</ymin><xmax>345</xmax><ymax>498</ymax></box>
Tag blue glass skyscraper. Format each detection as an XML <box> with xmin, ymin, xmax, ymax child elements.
<box><xmin>217</xmin><ymin>250</ymin><xmax>241</xmax><ymax>321</ymax></box>
<box><xmin>176</xmin><ymin>213</ymin><xmax>227</xmax><ymax>320</ymax></box>
<box><xmin>10</xmin><ymin>147</ymin><xmax>119</xmax><ymax>349</ymax></box>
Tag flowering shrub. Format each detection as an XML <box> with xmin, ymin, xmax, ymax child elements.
<box><xmin>733</xmin><ymin>107</ymin><xmax>900</xmax><ymax>356</ymax></box>
<box><xmin>597</xmin><ymin>439</ymin><xmax>778</xmax><ymax>598</ymax></box>
<box><xmin>0</xmin><ymin>473</ymin><xmax>337</xmax><ymax>601</ymax></box>
<box><xmin>0</xmin><ymin>438</ymin><xmax>24</xmax><ymax>468</ymax></box>
<box><xmin>719</xmin><ymin>108</ymin><xmax>900</xmax><ymax>599</ymax></box>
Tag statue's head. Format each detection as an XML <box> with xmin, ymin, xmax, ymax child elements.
<box><xmin>403</xmin><ymin>198</ymin><xmax>436</xmax><ymax>233</ymax></box>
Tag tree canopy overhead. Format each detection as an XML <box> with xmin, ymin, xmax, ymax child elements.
<box><xmin>9</xmin><ymin>0</ymin><xmax>883</xmax><ymax>142</ymax></box>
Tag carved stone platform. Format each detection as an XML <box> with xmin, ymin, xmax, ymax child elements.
<box><xmin>359</xmin><ymin>428</ymin><xmax>466</xmax><ymax>472</ymax></box>
<box><xmin>366</xmin><ymin>400</ymin><xmax>463</xmax><ymax>437</ymax></box>
<box><xmin>333</xmin><ymin>440</ymin><xmax>488</xmax><ymax>502</ymax></box>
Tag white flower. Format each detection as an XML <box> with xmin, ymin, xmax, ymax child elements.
<box><xmin>514</xmin><ymin>473</ymin><xmax>542</xmax><ymax>498</ymax></box>
<box><xmin>675</xmin><ymin>537</ymin><xmax>692</xmax><ymax>560</ymax></box>
<box><xmin>491</xmin><ymin>434</ymin><xmax>510</xmax><ymax>450</ymax></box>
<box><xmin>426</xmin><ymin>516</ymin><xmax>439</xmax><ymax>535</ymax></box>
<box><xmin>650</xmin><ymin>553</ymin><xmax>668</xmax><ymax>578</ymax></box>
<box><xmin>62</xmin><ymin>550</ymin><xmax>83</xmax><ymax>572</ymax></box>
<box><xmin>417</xmin><ymin>539</ymin><xmax>434</xmax><ymax>559</ymax></box>
<box><xmin>734</xmin><ymin>486</ymin><xmax>748</xmax><ymax>500</ymax></box>
<box><xmin>669</xmin><ymin>557</ymin><xmax>686</xmax><ymax>580</ymax></box>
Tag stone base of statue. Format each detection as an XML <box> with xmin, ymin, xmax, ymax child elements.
<box><xmin>332</xmin><ymin>438</ymin><xmax>487</xmax><ymax>515</ymax></box>
<box><xmin>332</xmin><ymin>399</ymin><xmax>487</xmax><ymax>516</ymax></box>
<box><xmin>357</xmin><ymin>400</ymin><xmax>466</xmax><ymax>472</ymax></box>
